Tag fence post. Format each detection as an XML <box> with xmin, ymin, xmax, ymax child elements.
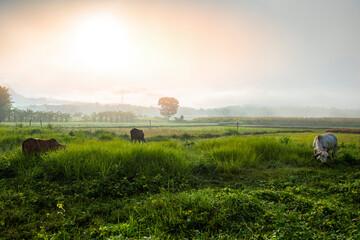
<box><xmin>237</xmin><ymin>121</ymin><xmax>239</xmax><ymax>131</ymax></box>
<box><xmin>40</xmin><ymin>119</ymin><xmax>42</xmax><ymax>127</ymax></box>
<box><xmin>149</xmin><ymin>120</ymin><xmax>152</xmax><ymax>129</ymax></box>
<box><xmin>29</xmin><ymin>119</ymin><xmax>31</xmax><ymax>127</ymax></box>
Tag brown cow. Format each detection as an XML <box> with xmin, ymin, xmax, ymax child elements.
<box><xmin>130</xmin><ymin>128</ymin><xmax>145</xmax><ymax>143</ymax></box>
<box><xmin>22</xmin><ymin>138</ymin><xmax>66</xmax><ymax>155</ymax></box>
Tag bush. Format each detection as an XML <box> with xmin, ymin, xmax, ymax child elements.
<box><xmin>98</xmin><ymin>132</ymin><xmax>114</xmax><ymax>141</ymax></box>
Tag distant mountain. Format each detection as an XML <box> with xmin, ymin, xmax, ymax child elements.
<box><xmin>25</xmin><ymin>102</ymin><xmax>161</xmax><ymax>116</ymax></box>
<box><xmin>18</xmin><ymin>103</ymin><xmax>360</xmax><ymax>119</ymax></box>
<box><xmin>9</xmin><ymin>89</ymin><xmax>79</xmax><ymax>107</ymax></box>
<box><xmin>195</xmin><ymin>105</ymin><xmax>360</xmax><ymax>118</ymax></box>
<box><xmin>9</xmin><ymin>90</ymin><xmax>360</xmax><ymax>118</ymax></box>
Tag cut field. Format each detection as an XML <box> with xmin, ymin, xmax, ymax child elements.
<box><xmin>0</xmin><ymin>124</ymin><xmax>359</xmax><ymax>239</ymax></box>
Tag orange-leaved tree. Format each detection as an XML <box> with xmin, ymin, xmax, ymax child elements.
<box><xmin>158</xmin><ymin>97</ymin><xmax>179</xmax><ymax>120</ymax></box>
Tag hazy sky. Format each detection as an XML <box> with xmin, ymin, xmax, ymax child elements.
<box><xmin>0</xmin><ymin>0</ymin><xmax>359</xmax><ymax>108</ymax></box>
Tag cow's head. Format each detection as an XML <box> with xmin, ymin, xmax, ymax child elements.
<box><xmin>56</xmin><ymin>142</ymin><xmax>66</xmax><ymax>149</ymax></box>
<box><xmin>313</xmin><ymin>151</ymin><xmax>330</xmax><ymax>163</ymax></box>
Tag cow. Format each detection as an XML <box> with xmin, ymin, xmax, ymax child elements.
<box><xmin>22</xmin><ymin>138</ymin><xmax>66</xmax><ymax>155</ymax></box>
<box><xmin>130</xmin><ymin>128</ymin><xmax>145</xmax><ymax>143</ymax></box>
<box><xmin>313</xmin><ymin>133</ymin><xmax>338</xmax><ymax>163</ymax></box>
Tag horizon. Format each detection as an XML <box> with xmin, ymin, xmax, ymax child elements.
<box><xmin>1</xmin><ymin>0</ymin><xmax>359</xmax><ymax>109</ymax></box>
<box><xmin>9</xmin><ymin>88</ymin><xmax>360</xmax><ymax>116</ymax></box>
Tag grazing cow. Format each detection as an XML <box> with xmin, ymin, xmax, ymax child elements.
<box><xmin>130</xmin><ymin>128</ymin><xmax>145</xmax><ymax>143</ymax></box>
<box><xmin>313</xmin><ymin>133</ymin><xmax>338</xmax><ymax>163</ymax></box>
<box><xmin>22</xmin><ymin>138</ymin><xmax>66</xmax><ymax>155</ymax></box>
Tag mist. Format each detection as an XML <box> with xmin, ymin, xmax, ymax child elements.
<box><xmin>0</xmin><ymin>0</ymin><xmax>359</xmax><ymax>110</ymax></box>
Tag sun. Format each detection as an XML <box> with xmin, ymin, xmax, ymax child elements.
<box><xmin>67</xmin><ymin>13</ymin><xmax>134</xmax><ymax>73</ymax></box>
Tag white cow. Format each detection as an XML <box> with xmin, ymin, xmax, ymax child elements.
<box><xmin>313</xmin><ymin>133</ymin><xmax>338</xmax><ymax>163</ymax></box>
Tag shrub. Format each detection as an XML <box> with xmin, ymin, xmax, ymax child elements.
<box><xmin>98</xmin><ymin>132</ymin><xmax>114</xmax><ymax>141</ymax></box>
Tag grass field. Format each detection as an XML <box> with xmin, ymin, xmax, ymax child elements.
<box><xmin>0</xmin><ymin>122</ymin><xmax>360</xmax><ymax>239</ymax></box>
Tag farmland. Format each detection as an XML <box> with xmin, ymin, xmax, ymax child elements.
<box><xmin>0</xmin><ymin>120</ymin><xmax>360</xmax><ymax>239</ymax></box>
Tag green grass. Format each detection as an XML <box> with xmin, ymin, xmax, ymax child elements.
<box><xmin>193</xmin><ymin>117</ymin><xmax>360</xmax><ymax>128</ymax></box>
<box><xmin>0</xmin><ymin>125</ymin><xmax>359</xmax><ymax>239</ymax></box>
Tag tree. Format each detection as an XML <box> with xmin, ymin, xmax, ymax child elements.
<box><xmin>0</xmin><ymin>86</ymin><xmax>11</xmax><ymax>122</ymax></box>
<box><xmin>63</xmin><ymin>113</ymin><xmax>71</xmax><ymax>122</ymax></box>
<box><xmin>158</xmin><ymin>97</ymin><xmax>179</xmax><ymax>120</ymax></box>
<box><xmin>82</xmin><ymin>114</ymin><xmax>91</xmax><ymax>122</ymax></box>
<box><xmin>25</xmin><ymin>109</ymin><xmax>33</xmax><ymax>121</ymax></box>
<box><xmin>91</xmin><ymin>112</ymin><xmax>97</xmax><ymax>122</ymax></box>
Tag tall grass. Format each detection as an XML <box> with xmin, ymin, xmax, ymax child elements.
<box><xmin>4</xmin><ymin>131</ymin><xmax>357</xmax><ymax>184</ymax></box>
<box><xmin>0</xmin><ymin>126</ymin><xmax>358</xmax><ymax>186</ymax></box>
<box><xmin>9</xmin><ymin>139</ymin><xmax>191</xmax><ymax>188</ymax></box>
<box><xmin>1</xmin><ymin>125</ymin><xmax>360</xmax><ymax>239</ymax></box>
<box><xmin>192</xmin><ymin>136</ymin><xmax>314</xmax><ymax>173</ymax></box>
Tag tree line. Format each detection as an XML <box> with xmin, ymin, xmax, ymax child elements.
<box><xmin>8</xmin><ymin>108</ymin><xmax>71</xmax><ymax>122</ymax></box>
<box><xmin>2</xmin><ymin>108</ymin><xmax>137</xmax><ymax>123</ymax></box>
<box><xmin>0</xmin><ymin>86</ymin><xmax>180</xmax><ymax>122</ymax></box>
<box><xmin>81</xmin><ymin>111</ymin><xmax>136</xmax><ymax>122</ymax></box>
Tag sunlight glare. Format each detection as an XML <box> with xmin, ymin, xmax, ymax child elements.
<box><xmin>68</xmin><ymin>13</ymin><xmax>134</xmax><ymax>73</ymax></box>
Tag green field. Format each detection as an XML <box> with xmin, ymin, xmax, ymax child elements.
<box><xmin>0</xmin><ymin>123</ymin><xmax>360</xmax><ymax>239</ymax></box>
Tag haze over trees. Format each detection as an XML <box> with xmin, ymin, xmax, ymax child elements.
<box><xmin>3</xmin><ymin>87</ymin><xmax>360</xmax><ymax>120</ymax></box>
<box><xmin>6</xmin><ymin>109</ymin><xmax>136</xmax><ymax>123</ymax></box>
<box><xmin>158</xmin><ymin>97</ymin><xmax>179</xmax><ymax>120</ymax></box>
<box><xmin>9</xmin><ymin>109</ymin><xmax>71</xmax><ymax>123</ymax></box>
<box><xmin>86</xmin><ymin>111</ymin><xmax>136</xmax><ymax>123</ymax></box>
<box><xmin>0</xmin><ymin>87</ymin><xmax>138</xmax><ymax>123</ymax></box>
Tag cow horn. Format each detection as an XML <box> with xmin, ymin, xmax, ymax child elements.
<box><xmin>313</xmin><ymin>152</ymin><xmax>321</xmax><ymax>159</ymax></box>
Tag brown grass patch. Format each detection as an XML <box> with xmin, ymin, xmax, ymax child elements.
<box><xmin>325</xmin><ymin>128</ymin><xmax>360</xmax><ymax>134</ymax></box>
<box><xmin>243</xmin><ymin>130</ymin><xmax>313</xmax><ymax>135</ymax></box>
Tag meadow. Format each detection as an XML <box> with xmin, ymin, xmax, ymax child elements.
<box><xmin>0</xmin><ymin>122</ymin><xmax>359</xmax><ymax>239</ymax></box>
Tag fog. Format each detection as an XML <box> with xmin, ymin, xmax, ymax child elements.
<box><xmin>0</xmin><ymin>0</ymin><xmax>359</xmax><ymax>109</ymax></box>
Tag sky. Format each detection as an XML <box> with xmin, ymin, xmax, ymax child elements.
<box><xmin>0</xmin><ymin>0</ymin><xmax>359</xmax><ymax>109</ymax></box>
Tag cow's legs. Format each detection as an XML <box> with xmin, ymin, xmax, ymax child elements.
<box><xmin>333</xmin><ymin>144</ymin><xmax>338</xmax><ymax>157</ymax></box>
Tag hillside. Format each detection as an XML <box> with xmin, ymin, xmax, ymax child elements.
<box><xmin>11</xmin><ymin>90</ymin><xmax>360</xmax><ymax>118</ymax></box>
